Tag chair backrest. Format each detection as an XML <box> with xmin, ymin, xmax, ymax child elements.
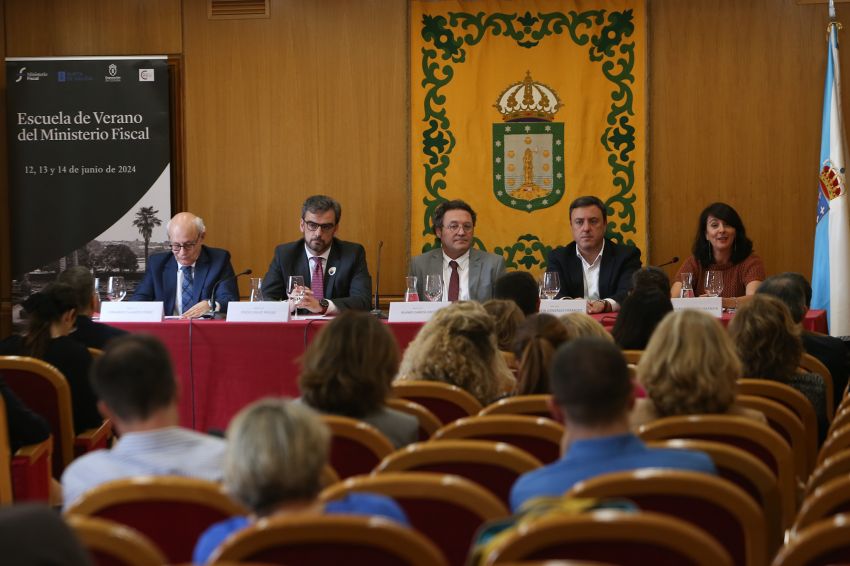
<box><xmin>64</xmin><ymin>475</ymin><xmax>246</xmax><ymax>563</ymax></box>
<box><xmin>738</xmin><ymin>378</ymin><xmax>821</xmax><ymax>454</ymax></box>
<box><xmin>483</xmin><ymin>510</ymin><xmax>732</xmax><ymax>566</ymax></box>
<box><xmin>772</xmin><ymin>513</ymin><xmax>850</xmax><ymax>566</ymax></box>
<box><xmin>829</xmin><ymin>406</ymin><xmax>850</xmax><ymax>435</ymax></box>
<box><xmin>433</xmin><ymin>415</ymin><xmax>564</xmax><ymax>464</ymax></box>
<box><xmin>87</xmin><ymin>347</ymin><xmax>104</xmax><ymax>359</ymax></box>
<box><xmin>392</xmin><ymin>380</ymin><xmax>483</xmax><ymax>424</ymax></box>
<box><xmin>736</xmin><ymin>393</ymin><xmax>812</xmax><ymax>478</ymax></box>
<box><xmin>0</xmin><ymin>356</ymin><xmax>75</xmax><ymax>476</ymax></box>
<box><xmin>817</xmin><ymin>422</ymin><xmax>850</xmax><ymax>466</ymax></box>
<box><xmin>793</xmin><ymin>475</ymin><xmax>850</xmax><ymax>535</ymax></box>
<box><xmin>479</xmin><ymin>395</ymin><xmax>554</xmax><ymax>419</ymax></box>
<box><xmin>320</xmin><ymin>415</ymin><xmax>395</xmax><ymax>479</ymax></box>
<box><xmin>566</xmin><ymin>469</ymin><xmax>766</xmax><ymax>566</ymax></box>
<box><xmin>647</xmin><ymin>438</ymin><xmax>783</xmax><ymax>555</ymax></box>
<box><xmin>0</xmin><ymin>395</ymin><xmax>11</xmax><ymax>504</ymax></box>
<box><xmin>66</xmin><ymin>514</ymin><xmax>166</xmax><ymax>566</ymax></box>
<box><xmin>385</xmin><ymin>397</ymin><xmax>442</xmax><ymax>440</ymax></box>
<box><xmin>209</xmin><ymin>514</ymin><xmax>448</xmax><ymax>565</ymax></box>
<box><xmin>321</xmin><ymin>471</ymin><xmax>508</xmax><ymax>566</ymax></box>
<box><xmin>621</xmin><ymin>349</ymin><xmax>643</xmax><ymax>365</ymax></box>
<box><xmin>800</xmin><ymin>353</ymin><xmax>834</xmax><ymax>423</ymax></box>
<box><xmin>807</xmin><ymin>449</ymin><xmax>850</xmax><ymax>495</ymax></box>
<box><xmin>376</xmin><ymin>439</ymin><xmax>541</xmax><ymax>508</ymax></box>
<box><xmin>638</xmin><ymin>414</ymin><xmax>797</xmax><ymax>529</ymax></box>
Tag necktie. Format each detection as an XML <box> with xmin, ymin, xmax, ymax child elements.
<box><xmin>311</xmin><ymin>257</ymin><xmax>325</xmax><ymax>300</ymax></box>
<box><xmin>448</xmin><ymin>260</ymin><xmax>460</xmax><ymax>302</ymax></box>
<box><xmin>180</xmin><ymin>265</ymin><xmax>193</xmax><ymax>314</ymax></box>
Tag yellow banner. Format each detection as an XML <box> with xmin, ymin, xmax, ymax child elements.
<box><xmin>410</xmin><ymin>0</ymin><xmax>647</xmax><ymax>277</ymax></box>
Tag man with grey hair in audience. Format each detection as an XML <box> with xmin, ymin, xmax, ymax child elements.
<box><xmin>757</xmin><ymin>273</ymin><xmax>849</xmax><ymax>409</ymax></box>
<box><xmin>58</xmin><ymin>266</ymin><xmax>127</xmax><ymax>349</ymax></box>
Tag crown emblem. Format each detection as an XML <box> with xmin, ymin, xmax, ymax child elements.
<box><xmin>494</xmin><ymin>71</ymin><xmax>563</xmax><ymax>122</ymax></box>
<box><xmin>819</xmin><ymin>160</ymin><xmax>845</xmax><ymax>201</ymax></box>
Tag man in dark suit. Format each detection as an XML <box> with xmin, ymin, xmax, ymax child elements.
<box><xmin>58</xmin><ymin>266</ymin><xmax>127</xmax><ymax>349</ymax></box>
<box><xmin>130</xmin><ymin>212</ymin><xmax>239</xmax><ymax>317</ymax></box>
<box><xmin>546</xmin><ymin>195</ymin><xmax>642</xmax><ymax>313</ymax></box>
<box><xmin>262</xmin><ymin>195</ymin><xmax>372</xmax><ymax>313</ymax></box>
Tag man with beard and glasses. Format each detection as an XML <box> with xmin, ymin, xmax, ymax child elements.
<box><xmin>261</xmin><ymin>195</ymin><xmax>372</xmax><ymax>313</ymax></box>
<box><xmin>409</xmin><ymin>199</ymin><xmax>507</xmax><ymax>302</ymax></box>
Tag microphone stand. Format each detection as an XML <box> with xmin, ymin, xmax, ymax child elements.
<box><xmin>201</xmin><ymin>268</ymin><xmax>252</xmax><ymax>319</ymax></box>
<box><xmin>370</xmin><ymin>241</ymin><xmax>387</xmax><ymax>319</ymax></box>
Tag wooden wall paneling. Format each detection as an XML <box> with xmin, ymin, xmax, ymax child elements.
<box><xmin>4</xmin><ymin>0</ymin><xmax>182</xmax><ymax>56</ymax></box>
<box><xmin>182</xmin><ymin>0</ymin><xmax>409</xmax><ymax>296</ymax></box>
<box><xmin>649</xmin><ymin>0</ymin><xmax>844</xmax><ymax>282</ymax></box>
<box><xmin>1</xmin><ymin>1</ymin><xmax>11</xmax><ymax>338</ymax></box>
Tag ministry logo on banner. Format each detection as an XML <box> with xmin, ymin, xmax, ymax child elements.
<box><xmin>493</xmin><ymin>72</ymin><xmax>565</xmax><ymax>213</ymax></box>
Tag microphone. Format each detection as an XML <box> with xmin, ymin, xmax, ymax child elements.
<box><xmin>653</xmin><ymin>256</ymin><xmax>679</xmax><ymax>269</ymax></box>
<box><xmin>204</xmin><ymin>268</ymin><xmax>252</xmax><ymax>318</ymax></box>
<box><xmin>371</xmin><ymin>241</ymin><xmax>386</xmax><ymax>319</ymax></box>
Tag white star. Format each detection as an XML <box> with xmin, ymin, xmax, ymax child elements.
<box><xmin>505</xmin><ymin>126</ymin><xmax>512</xmax><ymax>132</ymax></box>
<box><xmin>821</xmin><ymin>206</ymin><xmax>826</xmax><ymax>215</ymax></box>
<box><xmin>495</xmin><ymin>157</ymin><xmax>502</xmax><ymax>163</ymax></box>
<box><xmin>526</xmin><ymin>203</ymin><xmax>533</xmax><ymax>209</ymax></box>
<box><xmin>524</xmin><ymin>125</ymin><xmax>531</xmax><ymax>132</ymax></box>
<box><xmin>545</xmin><ymin>125</ymin><xmax>551</xmax><ymax>132</ymax></box>
<box><xmin>555</xmin><ymin>139</ymin><xmax>562</xmax><ymax>146</ymax></box>
<box><xmin>555</xmin><ymin>156</ymin><xmax>562</xmax><ymax>162</ymax></box>
<box><xmin>556</xmin><ymin>189</ymin><xmax>562</xmax><ymax>194</ymax></box>
<box><xmin>556</xmin><ymin>173</ymin><xmax>562</xmax><ymax>179</ymax></box>
<box><xmin>495</xmin><ymin>174</ymin><xmax>502</xmax><ymax>180</ymax></box>
<box><xmin>497</xmin><ymin>190</ymin><xmax>504</xmax><ymax>196</ymax></box>
<box><xmin>495</xmin><ymin>140</ymin><xmax>502</xmax><ymax>147</ymax></box>
<box><xmin>511</xmin><ymin>199</ymin><xmax>517</xmax><ymax>205</ymax></box>
<box><xmin>542</xmin><ymin>199</ymin><xmax>549</xmax><ymax>205</ymax></box>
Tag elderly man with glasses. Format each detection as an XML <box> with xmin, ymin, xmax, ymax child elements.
<box><xmin>130</xmin><ymin>212</ymin><xmax>239</xmax><ymax>317</ymax></box>
<box><xmin>409</xmin><ymin>199</ymin><xmax>507</xmax><ymax>302</ymax></box>
<box><xmin>261</xmin><ymin>195</ymin><xmax>372</xmax><ymax>313</ymax></box>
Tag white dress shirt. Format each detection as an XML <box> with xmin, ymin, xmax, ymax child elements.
<box><xmin>442</xmin><ymin>249</ymin><xmax>471</xmax><ymax>301</ymax></box>
<box><xmin>575</xmin><ymin>241</ymin><xmax>619</xmax><ymax>311</ymax></box>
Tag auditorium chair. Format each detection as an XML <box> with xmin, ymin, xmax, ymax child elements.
<box><xmin>793</xmin><ymin>475</ymin><xmax>850</xmax><ymax>537</ymax></box>
<box><xmin>482</xmin><ymin>510</ymin><xmax>732</xmax><ymax>566</ymax></box>
<box><xmin>0</xmin><ymin>355</ymin><xmax>111</xmax><ymax>478</ymax></box>
<box><xmin>320</xmin><ymin>414</ymin><xmax>395</xmax><ymax>479</ymax></box>
<box><xmin>0</xmin><ymin>394</ymin><xmax>54</xmax><ymax>503</ymax></box>
<box><xmin>375</xmin><ymin>439</ymin><xmax>541</xmax><ymax>508</ymax></box>
<box><xmin>647</xmin><ymin>438</ymin><xmax>783</xmax><ymax>554</ymax></box>
<box><xmin>385</xmin><ymin>397</ymin><xmax>442</xmax><ymax>440</ymax></box>
<box><xmin>433</xmin><ymin>414</ymin><xmax>564</xmax><ymax>464</ymax></box>
<box><xmin>799</xmin><ymin>353</ymin><xmax>834</xmax><ymax>423</ymax></box>
<box><xmin>64</xmin><ymin>475</ymin><xmax>246</xmax><ymax>564</ymax></box>
<box><xmin>320</xmin><ymin>464</ymin><xmax>340</xmax><ymax>488</ymax></box>
<box><xmin>816</xmin><ymin>422</ymin><xmax>850</xmax><ymax>466</ymax></box>
<box><xmin>392</xmin><ymin>380</ymin><xmax>483</xmax><ymax>424</ymax></box>
<box><xmin>828</xmin><ymin>406</ymin><xmax>850</xmax><ymax>435</ymax></box>
<box><xmin>66</xmin><ymin>514</ymin><xmax>166</xmax><ymax>566</ymax></box>
<box><xmin>738</xmin><ymin>378</ymin><xmax>822</xmax><ymax>450</ymax></box>
<box><xmin>638</xmin><ymin>414</ymin><xmax>796</xmax><ymax>529</ymax></box>
<box><xmin>87</xmin><ymin>347</ymin><xmax>104</xmax><ymax>359</ymax></box>
<box><xmin>320</xmin><ymin>471</ymin><xmax>508</xmax><ymax>566</ymax></box>
<box><xmin>621</xmin><ymin>349</ymin><xmax>643</xmax><ymax>365</ymax></box>
<box><xmin>772</xmin><ymin>514</ymin><xmax>850</xmax><ymax>566</ymax></box>
<box><xmin>479</xmin><ymin>394</ymin><xmax>554</xmax><ymax>419</ymax></box>
<box><xmin>806</xmin><ymin>449</ymin><xmax>850</xmax><ymax>495</ymax></box>
<box><xmin>736</xmin><ymin>393</ymin><xmax>812</xmax><ymax>478</ymax></box>
<box><xmin>209</xmin><ymin>514</ymin><xmax>448</xmax><ymax>565</ymax></box>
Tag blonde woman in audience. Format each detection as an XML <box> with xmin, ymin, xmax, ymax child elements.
<box><xmin>558</xmin><ymin>312</ymin><xmax>614</xmax><ymax>341</ymax></box>
<box><xmin>396</xmin><ymin>301</ymin><xmax>515</xmax><ymax>405</ymax></box>
<box><xmin>632</xmin><ymin>310</ymin><xmax>765</xmax><ymax>429</ymax></box>
<box><xmin>483</xmin><ymin>299</ymin><xmax>525</xmax><ymax>371</ymax></box>
<box><xmin>512</xmin><ymin>313</ymin><xmax>569</xmax><ymax>395</ymax></box>
<box><xmin>729</xmin><ymin>294</ymin><xmax>828</xmax><ymax>442</ymax></box>
<box><xmin>192</xmin><ymin>398</ymin><xmax>408</xmax><ymax>564</ymax></box>
<box><xmin>299</xmin><ymin>311</ymin><xmax>418</xmax><ymax>448</ymax></box>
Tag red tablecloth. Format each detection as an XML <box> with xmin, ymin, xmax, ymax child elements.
<box><xmin>592</xmin><ymin>309</ymin><xmax>828</xmax><ymax>333</ymax></box>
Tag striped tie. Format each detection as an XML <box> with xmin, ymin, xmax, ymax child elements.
<box><xmin>180</xmin><ymin>265</ymin><xmax>193</xmax><ymax>314</ymax></box>
<box><xmin>311</xmin><ymin>257</ymin><xmax>325</xmax><ymax>300</ymax></box>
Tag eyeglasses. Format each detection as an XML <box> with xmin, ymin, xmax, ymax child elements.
<box><xmin>167</xmin><ymin>239</ymin><xmax>200</xmax><ymax>252</ymax></box>
<box><xmin>304</xmin><ymin>221</ymin><xmax>336</xmax><ymax>233</ymax></box>
<box><xmin>443</xmin><ymin>222</ymin><xmax>474</xmax><ymax>233</ymax></box>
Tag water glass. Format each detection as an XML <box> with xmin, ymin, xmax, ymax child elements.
<box><xmin>704</xmin><ymin>271</ymin><xmax>724</xmax><ymax>297</ymax></box>
<box><xmin>249</xmin><ymin>278</ymin><xmax>264</xmax><ymax>302</ymax></box>
<box><xmin>541</xmin><ymin>271</ymin><xmax>561</xmax><ymax>300</ymax></box>
<box><xmin>680</xmin><ymin>273</ymin><xmax>695</xmax><ymax>298</ymax></box>
<box><xmin>424</xmin><ymin>274</ymin><xmax>443</xmax><ymax>302</ymax></box>
<box><xmin>106</xmin><ymin>276</ymin><xmax>126</xmax><ymax>302</ymax></box>
<box><xmin>404</xmin><ymin>276</ymin><xmax>419</xmax><ymax>302</ymax></box>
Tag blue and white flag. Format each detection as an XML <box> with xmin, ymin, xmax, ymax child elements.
<box><xmin>812</xmin><ymin>1</ymin><xmax>850</xmax><ymax>337</ymax></box>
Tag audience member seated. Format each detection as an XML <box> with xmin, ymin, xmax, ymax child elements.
<box><xmin>57</xmin><ymin>267</ymin><xmax>127</xmax><ymax>349</ymax></box>
<box><xmin>632</xmin><ymin>310</ymin><xmax>765</xmax><ymax>428</ymax></box>
<box><xmin>511</xmin><ymin>314</ymin><xmax>569</xmax><ymax>396</ymax></box>
<box><xmin>192</xmin><ymin>398</ymin><xmax>409</xmax><ymax>564</ymax></box>
<box><xmin>483</xmin><ymin>299</ymin><xmax>525</xmax><ymax>371</ymax></box>
<box><xmin>0</xmin><ymin>504</ymin><xmax>92</xmax><ymax>566</ymax></box>
<box><xmin>631</xmin><ymin>265</ymin><xmax>672</xmax><ymax>295</ymax></box>
<box><xmin>758</xmin><ymin>273</ymin><xmax>848</xmax><ymax>409</ymax></box>
<box><xmin>509</xmin><ymin>338</ymin><xmax>715</xmax><ymax>512</ymax></box>
<box><xmin>729</xmin><ymin>294</ymin><xmax>828</xmax><ymax>441</ymax></box>
<box><xmin>558</xmin><ymin>312</ymin><xmax>613</xmax><ymax>341</ymax></box>
<box><xmin>396</xmin><ymin>302</ymin><xmax>515</xmax><ymax>406</ymax></box>
<box><xmin>611</xmin><ymin>287</ymin><xmax>673</xmax><ymax>350</ymax></box>
<box><xmin>0</xmin><ymin>284</ymin><xmax>101</xmax><ymax>433</ymax></box>
<box><xmin>0</xmin><ymin>379</ymin><xmax>49</xmax><ymax>453</ymax></box>
<box><xmin>494</xmin><ymin>271</ymin><xmax>540</xmax><ymax>315</ymax></box>
<box><xmin>299</xmin><ymin>311</ymin><xmax>417</xmax><ymax>449</ymax></box>
<box><xmin>61</xmin><ymin>335</ymin><xmax>226</xmax><ymax>507</ymax></box>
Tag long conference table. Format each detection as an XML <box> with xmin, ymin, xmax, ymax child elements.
<box><xmin>110</xmin><ymin>309</ymin><xmax>828</xmax><ymax>432</ymax></box>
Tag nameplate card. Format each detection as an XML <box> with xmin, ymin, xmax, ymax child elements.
<box><xmin>539</xmin><ymin>299</ymin><xmax>587</xmax><ymax>315</ymax></box>
<box><xmin>226</xmin><ymin>301</ymin><xmax>291</xmax><ymax>322</ymax></box>
<box><xmin>671</xmin><ymin>297</ymin><xmax>723</xmax><ymax>317</ymax></box>
<box><xmin>99</xmin><ymin>301</ymin><xmax>163</xmax><ymax>322</ymax></box>
<box><xmin>388</xmin><ymin>301</ymin><xmax>451</xmax><ymax>322</ymax></box>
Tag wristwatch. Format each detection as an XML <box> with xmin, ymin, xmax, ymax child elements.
<box><xmin>319</xmin><ymin>299</ymin><xmax>329</xmax><ymax>315</ymax></box>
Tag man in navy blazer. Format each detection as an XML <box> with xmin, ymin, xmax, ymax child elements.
<box><xmin>262</xmin><ymin>195</ymin><xmax>372</xmax><ymax>313</ymax></box>
<box><xmin>546</xmin><ymin>196</ymin><xmax>641</xmax><ymax>313</ymax></box>
<box><xmin>131</xmin><ymin>212</ymin><xmax>239</xmax><ymax>317</ymax></box>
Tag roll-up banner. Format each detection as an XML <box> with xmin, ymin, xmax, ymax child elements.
<box><xmin>5</xmin><ymin>56</ymin><xmax>171</xmax><ymax>318</ymax></box>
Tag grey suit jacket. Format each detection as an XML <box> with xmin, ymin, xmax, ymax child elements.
<box><xmin>409</xmin><ymin>247</ymin><xmax>507</xmax><ymax>302</ymax></box>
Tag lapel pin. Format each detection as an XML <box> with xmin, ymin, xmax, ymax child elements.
<box><xmin>328</xmin><ymin>266</ymin><xmax>337</xmax><ymax>276</ymax></box>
